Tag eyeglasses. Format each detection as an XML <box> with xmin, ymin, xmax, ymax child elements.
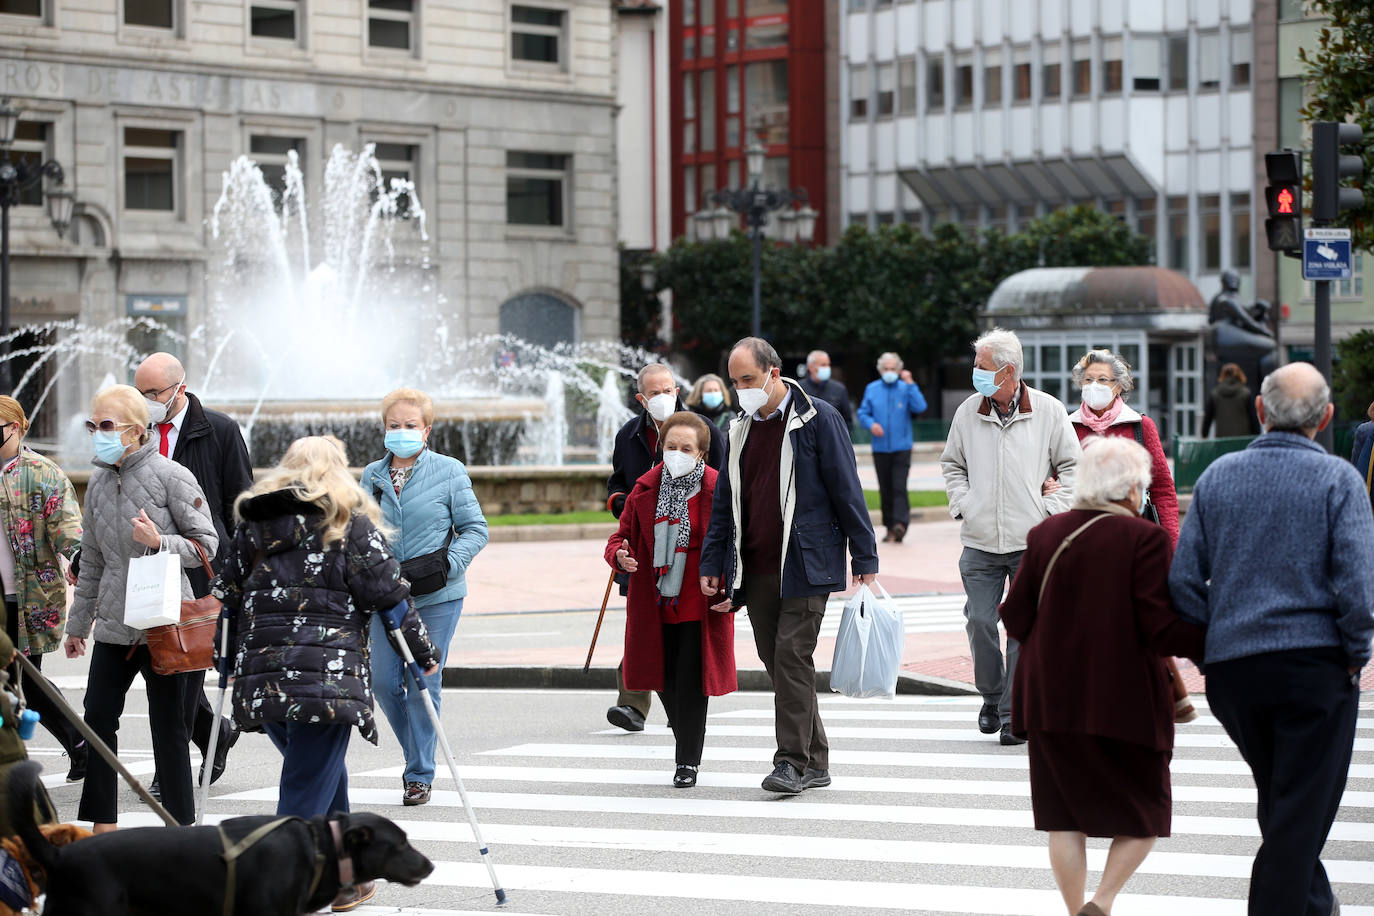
<box><xmin>84</xmin><ymin>420</ymin><xmax>133</xmax><ymax>434</ymax></box>
<box><xmin>138</xmin><ymin>376</ymin><xmax>185</xmax><ymax>400</ymax></box>
<box><xmin>1082</xmin><ymin>377</ymin><xmax>1116</xmax><ymax>386</ymax></box>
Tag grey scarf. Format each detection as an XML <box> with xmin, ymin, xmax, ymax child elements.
<box><xmin>652</xmin><ymin>460</ymin><xmax>706</xmax><ymax>599</ymax></box>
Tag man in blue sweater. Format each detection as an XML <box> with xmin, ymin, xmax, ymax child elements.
<box><xmin>1170</xmin><ymin>362</ymin><xmax>1374</xmax><ymax>916</ymax></box>
<box><xmin>857</xmin><ymin>352</ymin><xmax>928</xmax><ymax>543</ymax></box>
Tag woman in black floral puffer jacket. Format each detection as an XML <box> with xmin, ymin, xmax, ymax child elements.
<box><xmin>212</xmin><ymin>437</ymin><xmax>438</xmax><ymax>836</ymax></box>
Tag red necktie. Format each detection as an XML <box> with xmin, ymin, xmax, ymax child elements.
<box><xmin>158</xmin><ymin>422</ymin><xmax>173</xmax><ymax>457</ymax></box>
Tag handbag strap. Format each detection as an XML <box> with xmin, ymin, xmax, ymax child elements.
<box><xmin>1037</xmin><ymin>513</ymin><xmax>1112</xmax><ymax>608</ymax></box>
<box><xmin>189</xmin><ymin>539</ymin><xmax>215</xmax><ymax>579</ymax></box>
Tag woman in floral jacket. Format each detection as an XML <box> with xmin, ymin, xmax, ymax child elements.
<box><xmin>0</xmin><ymin>397</ymin><xmax>85</xmax><ymax>776</ymax></box>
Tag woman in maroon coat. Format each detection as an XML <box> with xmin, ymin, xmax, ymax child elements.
<box><xmin>604</xmin><ymin>412</ymin><xmax>736</xmax><ymax>787</ymax></box>
<box><xmin>999</xmin><ymin>436</ymin><xmax>1205</xmax><ymax>916</ymax></box>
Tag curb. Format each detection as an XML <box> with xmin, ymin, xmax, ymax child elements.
<box><xmin>441</xmin><ymin>665</ymin><xmax>979</xmax><ymax>697</ymax></box>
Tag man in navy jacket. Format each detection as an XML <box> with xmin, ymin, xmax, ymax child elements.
<box><xmin>700</xmin><ymin>338</ymin><xmax>878</xmax><ymax>795</ymax></box>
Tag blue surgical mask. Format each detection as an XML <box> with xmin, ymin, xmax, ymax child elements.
<box><xmin>881</xmin><ymin>371</ymin><xmax>899</xmax><ymax>385</ymax></box>
<box><xmin>385</xmin><ymin>429</ymin><xmax>425</xmax><ymax>459</ymax></box>
<box><xmin>92</xmin><ymin>430</ymin><xmax>128</xmax><ymax>465</ymax></box>
<box><xmin>972</xmin><ymin>367</ymin><xmax>1003</xmax><ymax>398</ymax></box>
<box><xmin>702</xmin><ymin>391</ymin><xmax>724</xmax><ymax>409</ymax></box>
<box><xmin>815</xmin><ymin>366</ymin><xmax>832</xmax><ymax>383</ymax></box>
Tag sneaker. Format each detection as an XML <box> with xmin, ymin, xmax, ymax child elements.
<box><xmin>331</xmin><ymin>880</ymin><xmax>376</xmax><ymax>912</ymax></box>
<box><xmin>403</xmin><ymin>781</ymin><xmax>431</xmax><ymax>806</ymax></box>
<box><xmin>606</xmin><ymin>705</ymin><xmax>645</xmax><ymax>732</ymax></box>
<box><xmin>65</xmin><ymin>742</ymin><xmax>88</xmax><ymax>783</ymax></box>
<box><xmin>761</xmin><ymin>761</ymin><xmax>803</xmax><ymax>795</ymax></box>
<box><xmin>999</xmin><ymin>724</ymin><xmax>1027</xmax><ymax>746</ymax></box>
<box><xmin>801</xmin><ymin>767</ymin><xmax>831</xmax><ymax>789</ymax></box>
<box><xmin>148</xmin><ymin>775</ymin><xmax>162</xmax><ymax>802</ymax></box>
<box><xmin>673</xmin><ymin>765</ymin><xmax>698</xmax><ymax>788</ymax></box>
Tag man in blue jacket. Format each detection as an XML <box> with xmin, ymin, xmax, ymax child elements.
<box><xmin>857</xmin><ymin>352</ymin><xmax>928</xmax><ymax>543</ymax></box>
<box><xmin>1169</xmin><ymin>363</ymin><xmax>1374</xmax><ymax>916</ymax></box>
<box><xmin>700</xmin><ymin>337</ymin><xmax>878</xmax><ymax>795</ymax></box>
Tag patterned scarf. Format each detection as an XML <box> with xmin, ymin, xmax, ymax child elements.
<box><xmin>1078</xmin><ymin>396</ymin><xmax>1125</xmax><ymax>435</ymax></box>
<box><xmin>652</xmin><ymin>459</ymin><xmax>705</xmax><ymax>600</ymax></box>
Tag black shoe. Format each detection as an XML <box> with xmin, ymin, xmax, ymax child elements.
<box><xmin>673</xmin><ymin>765</ymin><xmax>698</xmax><ymax>788</ymax></box>
<box><xmin>977</xmin><ymin>703</ymin><xmax>999</xmax><ymax>734</ymax></box>
<box><xmin>891</xmin><ymin>523</ymin><xmax>907</xmax><ymax>543</ymax></box>
<box><xmin>65</xmin><ymin>742</ymin><xmax>88</xmax><ymax>783</ymax></box>
<box><xmin>801</xmin><ymin>767</ymin><xmax>831</xmax><ymax>789</ymax></box>
<box><xmin>606</xmin><ymin>705</ymin><xmax>645</xmax><ymax>732</ymax></box>
<box><xmin>148</xmin><ymin>776</ymin><xmax>162</xmax><ymax>802</ymax></box>
<box><xmin>199</xmin><ymin>719</ymin><xmax>240</xmax><ymax>785</ymax></box>
<box><xmin>761</xmin><ymin>761</ymin><xmax>804</xmax><ymax>795</ymax></box>
<box><xmin>999</xmin><ymin>724</ymin><xmax>1027</xmax><ymax>746</ymax></box>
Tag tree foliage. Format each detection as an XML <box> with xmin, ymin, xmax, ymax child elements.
<box><xmin>1299</xmin><ymin>0</ymin><xmax>1374</xmax><ymax>251</ymax></box>
<box><xmin>644</xmin><ymin>205</ymin><xmax>1153</xmax><ymax>370</ymax></box>
<box><xmin>1334</xmin><ymin>328</ymin><xmax>1374</xmax><ymax>423</ymax></box>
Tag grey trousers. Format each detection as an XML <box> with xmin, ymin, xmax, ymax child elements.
<box><xmin>959</xmin><ymin>546</ymin><xmax>1024</xmax><ymax>725</ymax></box>
<box><xmin>744</xmin><ymin>573</ymin><xmax>829</xmax><ymax>772</ymax></box>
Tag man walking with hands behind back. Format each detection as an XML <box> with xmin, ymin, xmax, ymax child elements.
<box><xmin>1170</xmin><ymin>363</ymin><xmax>1374</xmax><ymax>916</ymax></box>
<box><xmin>700</xmin><ymin>337</ymin><xmax>878</xmax><ymax>795</ymax></box>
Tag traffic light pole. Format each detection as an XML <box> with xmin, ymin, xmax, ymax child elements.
<box><xmin>1314</xmin><ymin>276</ymin><xmax>1333</xmax><ymax>453</ymax></box>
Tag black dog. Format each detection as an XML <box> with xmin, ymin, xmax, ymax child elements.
<box><xmin>9</xmin><ymin>760</ymin><xmax>434</xmax><ymax>915</ymax></box>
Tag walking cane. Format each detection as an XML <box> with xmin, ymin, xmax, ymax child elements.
<box><xmin>15</xmin><ymin>654</ymin><xmax>178</xmax><ymax>827</ymax></box>
<box><xmin>378</xmin><ymin>601</ymin><xmax>507</xmax><ymax>906</ymax></box>
<box><xmin>583</xmin><ymin>567</ymin><xmax>617</xmax><ymax>674</ymax></box>
<box><xmin>196</xmin><ymin>604</ymin><xmax>234</xmax><ymax>826</ymax></box>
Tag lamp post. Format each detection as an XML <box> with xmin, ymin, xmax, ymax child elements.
<box><xmin>693</xmin><ymin>139</ymin><xmax>817</xmax><ymax>339</ymax></box>
<box><xmin>0</xmin><ymin>98</ymin><xmax>75</xmax><ymax>394</ymax></box>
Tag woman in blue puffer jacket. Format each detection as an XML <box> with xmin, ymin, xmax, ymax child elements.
<box><xmin>363</xmin><ymin>388</ymin><xmax>489</xmax><ymax>807</ymax></box>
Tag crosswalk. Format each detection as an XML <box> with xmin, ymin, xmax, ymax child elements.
<box><xmin>85</xmin><ymin>689</ymin><xmax>1369</xmax><ymax>915</ymax></box>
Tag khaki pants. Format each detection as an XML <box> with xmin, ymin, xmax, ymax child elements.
<box><xmin>744</xmin><ymin>573</ymin><xmax>828</xmax><ymax>772</ymax></box>
<box><xmin>616</xmin><ymin>661</ymin><xmax>652</xmax><ymax>718</ymax></box>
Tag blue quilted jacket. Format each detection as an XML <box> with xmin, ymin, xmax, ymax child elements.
<box><xmin>362</xmin><ymin>448</ymin><xmax>489</xmax><ymax>606</ymax></box>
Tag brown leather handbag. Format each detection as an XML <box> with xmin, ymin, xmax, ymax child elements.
<box><xmin>146</xmin><ymin>540</ymin><xmax>220</xmax><ymax>677</ymax></box>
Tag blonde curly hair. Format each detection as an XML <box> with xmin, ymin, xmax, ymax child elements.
<box><xmin>237</xmin><ymin>436</ymin><xmax>386</xmax><ymax>547</ymax></box>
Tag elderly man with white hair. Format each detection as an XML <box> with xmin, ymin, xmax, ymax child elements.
<box><xmin>941</xmin><ymin>328</ymin><xmax>1081</xmax><ymax>745</ymax></box>
<box><xmin>1170</xmin><ymin>362</ymin><xmax>1374</xmax><ymax>916</ymax></box>
<box><xmin>857</xmin><ymin>352</ymin><xmax>928</xmax><ymax>543</ymax></box>
<box><xmin>796</xmin><ymin>350</ymin><xmax>854</xmax><ymax>428</ymax></box>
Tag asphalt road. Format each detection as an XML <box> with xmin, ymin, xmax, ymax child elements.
<box><xmin>30</xmin><ymin>679</ymin><xmax>1374</xmax><ymax>916</ymax></box>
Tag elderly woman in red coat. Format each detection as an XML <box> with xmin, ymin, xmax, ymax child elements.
<box><xmin>604</xmin><ymin>411</ymin><xmax>736</xmax><ymax>788</ymax></box>
<box><xmin>999</xmin><ymin>436</ymin><xmax>1205</xmax><ymax>916</ymax></box>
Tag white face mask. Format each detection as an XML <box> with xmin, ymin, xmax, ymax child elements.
<box><xmin>145</xmin><ymin>376</ymin><xmax>184</xmax><ymax>426</ymax></box>
<box><xmin>662</xmin><ymin>450</ymin><xmax>699</xmax><ymax>479</ymax></box>
<box><xmin>645</xmin><ymin>392</ymin><xmax>677</xmax><ymax>423</ymax></box>
<box><xmin>1082</xmin><ymin>381</ymin><xmax>1117</xmax><ymax>410</ymax></box>
<box><xmin>736</xmin><ymin>373</ymin><xmax>775</xmax><ymax>416</ymax></box>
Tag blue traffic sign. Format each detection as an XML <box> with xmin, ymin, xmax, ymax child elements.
<box><xmin>1302</xmin><ymin>230</ymin><xmax>1353</xmax><ymax>281</ymax></box>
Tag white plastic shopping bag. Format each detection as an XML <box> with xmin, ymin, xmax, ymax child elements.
<box><xmin>124</xmin><ymin>549</ymin><xmax>182</xmax><ymax>629</ymax></box>
<box><xmin>829</xmin><ymin>580</ymin><xmax>904</xmax><ymax>699</ymax></box>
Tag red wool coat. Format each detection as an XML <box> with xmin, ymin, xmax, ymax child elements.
<box><xmin>603</xmin><ymin>464</ymin><xmax>738</xmax><ymax>696</ymax></box>
<box><xmin>998</xmin><ymin>508</ymin><xmax>1206</xmax><ymax>750</ymax></box>
<box><xmin>1069</xmin><ymin>405</ymin><xmax>1180</xmax><ymax>548</ymax></box>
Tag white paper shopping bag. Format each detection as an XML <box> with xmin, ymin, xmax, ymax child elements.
<box><xmin>124</xmin><ymin>550</ymin><xmax>182</xmax><ymax>629</ymax></box>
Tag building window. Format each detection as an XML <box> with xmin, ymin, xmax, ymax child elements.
<box><xmin>954</xmin><ymin>52</ymin><xmax>974</xmax><ymax>107</ymax></box>
<box><xmin>1042</xmin><ymin>43</ymin><xmax>1062</xmax><ymax>100</ymax></box>
<box><xmin>1071</xmin><ymin>39</ymin><xmax>1091</xmax><ymax>96</ymax></box>
<box><xmin>1338</xmin><ymin>253</ymin><xmax>1363</xmax><ymax>298</ymax></box>
<box><xmin>372</xmin><ymin>142</ymin><xmax>418</xmax><ymax>218</ymax></box>
<box><xmin>10</xmin><ymin>122</ymin><xmax>47</xmax><ymax>207</ymax></box>
<box><xmin>1167</xmin><ymin>195</ymin><xmax>1188</xmax><ymax>271</ymax></box>
<box><xmin>1230</xmin><ymin>30</ymin><xmax>1251</xmax><ymax>87</ymax></box>
<box><xmin>512</xmin><ymin>5</ymin><xmax>565</xmax><ymax>67</ymax></box>
<box><xmin>699</xmin><ymin>69</ymin><xmax>716</xmax><ymax>151</ymax></box>
<box><xmin>251</xmin><ymin>1</ymin><xmax>298</xmax><ymax>39</ymax></box>
<box><xmin>848</xmin><ymin>0</ymin><xmax>865</xmax><ymax>10</ymax></box>
<box><xmin>927</xmin><ymin>55</ymin><xmax>945</xmax><ymax>109</ymax></box>
<box><xmin>1138</xmin><ymin>196</ymin><xmax>1157</xmax><ymax>243</ymax></box>
<box><xmin>684</xmin><ymin>0</ymin><xmax>694</xmax><ymax>25</ymax></box>
<box><xmin>1168</xmin><ymin>36</ymin><xmax>1188</xmax><ymax>90</ymax></box>
<box><xmin>1201</xmin><ymin>194</ymin><xmax>1221</xmax><ymax>270</ymax></box>
<box><xmin>876</xmin><ymin>62</ymin><xmax>895</xmax><ymax>117</ymax></box>
<box><xmin>745</xmin><ymin>0</ymin><xmax>787</xmax><ymax>48</ymax></box>
<box><xmin>1102</xmin><ymin>38</ymin><xmax>1122</xmax><ymax>93</ymax></box>
<box><xmin>1198</xmin><ymin>33</ymin><xmax>1220</xmax><ymax>90</ymax></box>
<box><xmin>849</xmin><ymin>65</ymin><xmax>869</xmax><ymax>120</ymax></box>
<box><xmin>124</xmin><ymin>127</ymin><xmax>179</xmax><ymax>212</ymax></box>
<box><xmin>898</xmin><ymin>57</ymin><xmax>916</xmax><ymax>114</ymax></box>
<box><xmin>368</xmin><ymin>0</ymin><xmax>413</xmax><ymax>51</ymax></box>
<box><xmin>684</xmin><ymin>166</ymin><xmax>696</xmax><ymax>214</ymax></box>
<box><xmin>1230</xmin><ymin>192</ymin><xmax>1250</xmax><ymax>269</ymax></box>
<box><xmin>0</xmin><ymin>0</ymin><xmax>43</xmax><ymax>16</ymax></box>
<box><xmin>984</xmin><ymin>48</ymin><xmax>1002</xmax><ymax>105</ymax></box>
<box><xmin>1012</xmin><ymin>46</ymin><xmax>1031</xmax><ymax>101</ymax></box>
<box><xmin>249</xmin><ymin>136</ymin><xmax>303</xmax><ymax>207</ymax></box>
<box><xmin>746</xmin><ymin>60</ymin><xmax>788</xmax><ymax>144</ymax></box>
<box><xmin>506</xmin><ymin>151</ymin><xmax>568</xmax><ymax>227</ymax></box>
<box><xmin>125</xmin><ymin>0</ymin><xmax>173</xmax><ymax>28</ymax></box>
<box><xmin>875</xmin><ymin>211</ymin><xmax>894</xmax><ymax>225</ymax></box>
<box><xmin>1132</xmin><ymin>37</ymin><xmax>1162</xmax><ymax>91</ymax></box>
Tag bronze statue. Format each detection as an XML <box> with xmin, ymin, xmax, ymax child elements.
<box><xmin>1206</xmin><ymin>270</ymin><xmax>1279</xmax><ymax>385</ymax></box>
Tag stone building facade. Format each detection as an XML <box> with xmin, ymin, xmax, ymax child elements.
<box><xmin>0</xmin><ymin>0</ymin><xmax>619</xmax><ymax>441</ymax></box>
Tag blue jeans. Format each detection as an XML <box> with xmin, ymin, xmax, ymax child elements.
<box><xmin>263</xmin><ymin>720</ymin><xmax>351</xmax><ymax>818</ymax></box>
<box><xmin>369</xmin><ymin>597</ymin><xmax>462</xmax><ymax>785</ymax></box>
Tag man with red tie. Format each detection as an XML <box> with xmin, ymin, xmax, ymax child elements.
<box><xmin>133</xmin><ymin>353</ymin><xmax>254</xmax><ymax>793</ymax></box>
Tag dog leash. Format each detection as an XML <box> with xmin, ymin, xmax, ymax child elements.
<box><xmin>219</xmin><ymin>816</ymin><xmax>296</xmax><ymax>916</ymax></box>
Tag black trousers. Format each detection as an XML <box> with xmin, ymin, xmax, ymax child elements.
<box><xmin>872</xmin><ymin>450</ymin><xmax>912</xmax><ymax>530</ymax></box>
<box><xmin>655</xmin><ymin>621</ymin><xmax>709</xmax><ymax>767</ymax></box>
<box><xmin>181</xmin><ymin>669</ymin><xmax>222</xmax><ymax>755</ymax></box>
<box><xmin>1206</xmin><ymin>648</ymin><xmax>1359</xmax><ymax>916</ymax></box>
<box><xmin>80</xmin><ymin>641</ymin><xmax>194</xmax><ymax>825</ymax></box>
<box><xmin>4</xmin><ymin>600</ymin><xmax>83</xmax><ymax>755</ymax></box>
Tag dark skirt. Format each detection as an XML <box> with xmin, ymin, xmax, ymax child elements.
<box><xmin>1028</xmin><ymin>730</ymin><xmax>1173</xmax><ymax>838</ymax></box>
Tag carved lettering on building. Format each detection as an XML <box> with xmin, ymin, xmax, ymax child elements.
<box><xmin>2</xmin><ymin>61</ymin><xmax>61</xmax><ymax>95</ymax></box>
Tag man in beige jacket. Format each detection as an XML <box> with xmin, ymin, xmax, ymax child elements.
<box><xmin>941</xmin><ymin>328</ymin><xmax>1081</xmax><ymax>745</ymax></box>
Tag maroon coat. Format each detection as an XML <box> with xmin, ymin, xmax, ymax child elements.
<box><xmin>1070</xmin><ymin>408</ymin><xmax>1180</xmax><ymax>548</ymax></box>
<box><xmin>998</xmin><ymin>508</ymin><xmax>1205</xmax><ymax>751</ymax></box>
<box><xmin>603</xmin><ymin>464</ymin><xmax>737</xmax><ymax>696</ymax></box>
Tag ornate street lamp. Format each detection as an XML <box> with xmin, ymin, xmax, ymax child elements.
<box><xmin>0</xmin><ymin>98</ymin><xmax>75</xmax><ymax>392</ymax></box>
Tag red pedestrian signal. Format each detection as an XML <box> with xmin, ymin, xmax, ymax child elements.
<box><xmin>1264</xmin><ymin>150</ymin><xmax>1303</xmax><ymax>253</ymax></box>
<box><xmin>1276</xmin><ymin>188</ymin><xmax>1295</xmax><ymax>214</ymax></box>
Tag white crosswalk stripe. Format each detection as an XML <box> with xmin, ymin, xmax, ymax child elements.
<box><xmin>732</xmin><ymin>593</ymin><xmax>971</xmax><ymax>636</ymax></box>
<box><xmin>188</xmin><ymin>691</ymin><xmax>1374</xmax><ymax>915</ymax></box>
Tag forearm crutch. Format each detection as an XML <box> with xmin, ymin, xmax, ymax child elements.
<box><xmin>197</xmin><ymin>604</ymin><xmax>234</xmax><ymax>826</ymax></box>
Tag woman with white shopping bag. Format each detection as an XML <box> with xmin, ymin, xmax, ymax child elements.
<box><xmin>62</xmin><ymin>384</ymin><xmax>217</xmax><ymax>831</ymax></box>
